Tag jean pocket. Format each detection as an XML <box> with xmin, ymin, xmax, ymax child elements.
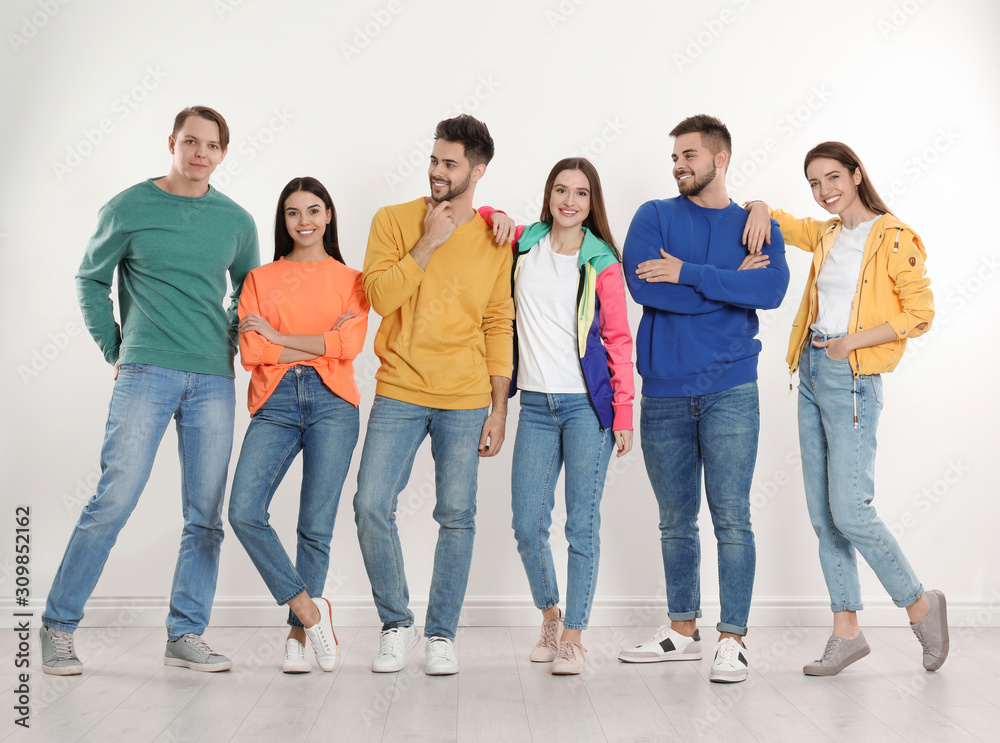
<box><xmin>117</xmin><ymin>363</ymin><xmax>151</xmax><ymax>374</ymax></box>
<box><xmin>823</xmin><ymin>348</ymin><xmax>850</xmax><ymax>364</ymax></box>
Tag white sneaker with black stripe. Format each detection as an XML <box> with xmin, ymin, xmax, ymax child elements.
<box><xmin>710</xmin><ymin>637</ymin><xmax>749</xmax><ymax>683</ymax></box>
<box><xmin>618</xmin><ymin>626</ymin><xmax>702</xmax><ymax>663</ymax></box>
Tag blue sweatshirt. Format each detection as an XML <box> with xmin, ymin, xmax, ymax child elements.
<box><xmin>623</xmin><ymin>196</ymin><xmax>789</xmax><ymax>397</ymax></box>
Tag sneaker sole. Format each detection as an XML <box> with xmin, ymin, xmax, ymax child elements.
<box><xmin>425</xmin><ymin>666</ymin><xmax>458</xmax><ymax>676</ymax></box>
<box><xmin>282</xmin><ymin>664</ymin><xmax>312</xmax><ymax>674</ymax></box>
<box><xmin>164</xmin><ymin>657</ymin><xmax>232</xmax><ymax>672</ymax></box>
<box><xmin>42</xmin><ymin>665</ymin><xmax>82</xmax><ymax>676</ymax></box>
<box><xmin>709</xmin><ymin>670</ymin><xmax>748</xmax><ymax>683</ymax></box>
<box><xmin>618</xmin><ymin>650</ymin><xmax>703</xmax><ymax>663</ymax></box>
<box><xmin>803</xmin><ymin>645</ymin><xmax>871</xmax><ymax>676</ymax></box>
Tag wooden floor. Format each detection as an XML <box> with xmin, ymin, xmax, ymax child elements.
<box><xmin>2</xmin><ymin>624</ymin><xmax>999</xmax><ymax>742</ymax></box>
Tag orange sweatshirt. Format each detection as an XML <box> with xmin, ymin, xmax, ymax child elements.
<box><xmin>238</xmin><ymin>256</ymin><xmax>369</xmax><ymax>415</ymax></box>
<box><xmin>363</xmin><ymin>197</ymin><xmax>513</xmax><ymax>410</ymax></box>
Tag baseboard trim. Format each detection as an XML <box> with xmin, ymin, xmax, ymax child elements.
<box><xmin>4</xmin><ymin>593</ymin><xmax>998</xmax><ymax>629</ymax></box>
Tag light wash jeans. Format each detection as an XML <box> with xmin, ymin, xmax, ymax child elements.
<box><xmin>353</xmin><ymin>395</ymin><xmax>488</xmax><ymax>641</ymax></box>
<box><xmin>228</xmin><ymin>367</ymin><xmax>360</xmax><ymax>627</ymax></box>
<box><xmin>42</xmin><ymin>364</ymin><xmax>234</xmax><ymax>640</ymax></box>
<box><xmin>640</xmin><ymin>382</ymin><xmax>759</xmax><ymax>635</ymax></box>
<box><xmin>511</xmin><ymin>392</ymin><xmax>614</xmax><ymax>631</ymax></box>
<box><xmin>798</xmin><ymin>333</ymin><xmax>923</xmax><ymax>612</ymax></box>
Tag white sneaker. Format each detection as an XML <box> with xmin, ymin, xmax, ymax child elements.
<box><xmin>618</xmin><ymin>626</ymin><xmax>702</xmax><ymax>663</ymax></box>
<box><xmin>282</xmin><ymin>638</ymin><xmax>311</xmax><ymax>674</ymax></box>
<box><xmin>372</xmin><ymin>625</ymin><xmax>420</xmax><ymax>673</ymax></box>
<box><xmin>425</xmin><ymin>636</ymin><xmax>458</xmax><ymax>676</ymax></box>
<box><xmin>710</xmin><ymin>637</ymin><xmax>749</xmax><ymax>683</ymax></box>
<box><xmin>304</xmin><ymin>597</ymin><xmax>338</xmax><ymax>672</ymax></box>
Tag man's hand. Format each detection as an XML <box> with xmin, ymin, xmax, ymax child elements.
<box><xmin>423</xmin><ymin>198</ymin><xmax>458</xmax><ymax>248</ymax></box>
<box><xmin>489</xmin><ymin>212</ymin><xmax>517</xmax><ymax>246</ymax></box>
<box><xmin>479</xmin><ymin>410</ymin><xmax>506</xmax><ymax>457</ymax></box>
<box><xmin>741</xmin><ymin>201</ymin><xmax>772</xmax><ymax>254</ymax></box>
<box><xmin>636</xmin><ymin>249</ymin><xmax>683</xmax><ymax>283</ymax></box>
<box><xmin>737</xmin><ymin>253</ymin><xmax>770</xmax><ymax>271</ymax></box>
<box><xmin>113</xmin><ymin>360</ymin><xmax>119</xmax><ymax>381</ymax></box>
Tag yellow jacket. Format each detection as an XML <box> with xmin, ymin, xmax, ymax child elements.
<box><xmin>773</xmin><ymin>209</ymin><xmax>934</xmax><ymax>376</ymax></box>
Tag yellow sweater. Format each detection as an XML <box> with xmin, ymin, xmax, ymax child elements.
<box><xmin>363</xmin><ymin>197</ymin><xmax>514</xmax><ymax>409</ymax></box>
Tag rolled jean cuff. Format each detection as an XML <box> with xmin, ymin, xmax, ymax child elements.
<box><xmin>717</xmin><ymin>621</ymin><xmax>748</xmax><ymax>636</ymax></box>
<box><xmin>667</xmin><ymin>609</ymin><xmax>702</xmax><ymax>621</ymax></box>
<box><xmin>40</xmin><ymin>618</ymin><xmax>77</xmax><ymax>633</ymax></box>
<box><xmin>831</xmin><ymin>602</ymin><xmax>865</xmax><ymax>613</ymax></box>
<box><xmin>891</xmin><ymin>584</ymin><xmax>925</xmax><ymax>609</ymax></box>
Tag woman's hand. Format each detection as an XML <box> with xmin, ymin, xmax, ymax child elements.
<box><xmin>741</xmin><ymin>201</ymin><xmax>772</xmax><ymax>254</ymax></box>
<box><xmin>614</xmin><ymin>430</ymin><xmax>633</xmax><ymax>457</ymax></box>
<box><xmin>489</xmin><ymin>212</ymin><xmax>518</xmax><ymax>246</ymax></box>
<box><xmin>240</xmin><ymin>313</ymin><xmax>282</xmax><ymax>343</ymax></box>
<box><xmin>332</xmin><ymin>311</ymin><xmax>360</xmax><ymax>331</ymax></box>
<box><xmin>737</xmin><ymin>252</ymin><xmax>770</xmax><ymax>271</ymax></box>
<box><xmin>812</xmin><ymin>335</ymin><xmax>853</xmax><ymax>361</ymax></box>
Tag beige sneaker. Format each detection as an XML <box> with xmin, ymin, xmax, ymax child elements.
<box><xmin>530</xmin><ymin>609</ymin><xmax>564</xmax><ymax>662</ymax></box>
<box><xmin>551</xmin><ymin>640</ymin><xmax>586</xmax><ymax>675</ymax></box>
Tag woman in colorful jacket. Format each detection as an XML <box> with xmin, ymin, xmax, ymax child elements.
<box><xmin>229</xmin><ymin>177</ymin><xmax>369</xmax><ymax>674</ymax></box>
<box><xmin>481</xmin><ymin>157</ymin><xmax>634</xmax><ymax>675</ymax></box>
<box><xmin>744</xmin><ymin>142</ymin><xmax>946</xmax><ymax>676</ymax></box>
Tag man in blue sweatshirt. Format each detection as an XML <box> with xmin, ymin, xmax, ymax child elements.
<box><xmin>617</xmin><ymin>115</ymin><xmax>788</xmax><ymax>683</ymax></box>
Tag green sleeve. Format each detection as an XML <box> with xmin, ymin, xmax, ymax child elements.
<box><xmin>227</xmin><ymin>220</ymin><xmax>260</xmax><ymax>352</ymax></box>
<box><xmin>75</xmin><ymin>203</ymin><xmax>128</xmax><ymax>364</ymax></box>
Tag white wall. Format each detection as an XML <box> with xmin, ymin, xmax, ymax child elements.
<box><xmin>3</xmin><ymin>0</ymin><xmax>998</xmax><ymax>632</ymax></box>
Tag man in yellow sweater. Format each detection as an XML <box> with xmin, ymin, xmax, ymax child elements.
<box><xmin>355</xmin><ymin>115</ymin><xmax>513</xmax><ymax>676</ymax></box>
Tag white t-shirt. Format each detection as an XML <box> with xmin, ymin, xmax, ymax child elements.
<box><xmin>812</xmin><ymin>216</ymin><xmax>880</xmax><ymax>335</ymax></box>
<box><xmin>515</xmin><ymin>234</ymin><xmax>588</xmax><ymax>393</ymax></box>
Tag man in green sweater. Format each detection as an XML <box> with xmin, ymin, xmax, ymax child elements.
<box><xmin>40</xmin><ymin>106</ymin><xmax>259</xmax><ymax>675</ymax></box>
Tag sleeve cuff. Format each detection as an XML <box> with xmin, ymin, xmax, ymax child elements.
<box><xmin>677</xmin><ymin>261</ymin><xmax>703</xmax><ymax>287</ymax></box>
<box><xmin>262</xmin><ymin>342</ymin><xmax>284</xmax><ymax>365</ymax></box>
<box><xmin>324</xmin><ymin>329</ymin><xmax>344</xmax><ymax>359</ymax></box>
<box><xmin>612</xmin><ymin>404</ymin><xmax>633</xmax><ymax>432</ymax></box>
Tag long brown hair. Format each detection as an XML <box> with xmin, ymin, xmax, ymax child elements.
<box><xmin>804</xmin><ymin>142</ymin><xmax>891</xmax><ymax>217</ymax></box>
<box><xmin>273</xmin><ymin>177</ymin><xmax>344</xmax><ymax>263</ymax></box>
<box><xmin>540</xmin><ymin>158</ymin><xmax>619</xmax><ymax>259</ymax></box>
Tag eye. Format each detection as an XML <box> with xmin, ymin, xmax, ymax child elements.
<box><xmin>830</xmin><ymin>174</ymin><xmax>838</xmax><ymax>180</ymax></box>
<box><xmin>578</xmin><ymin>191</ymin><xmax>587</xmax><ymax>198</ymax></box>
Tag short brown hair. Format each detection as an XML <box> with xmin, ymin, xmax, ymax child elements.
<box><xmin>434</xmin><ymin>114</ymin><xmax>495</xmax><ymax>167</ymax></box>
<box><xmin>669</xmin><ymin>114</ymin><xmax>732</xmax><ymax>158</ymax></box>
<box><xmin>172</xmin><ymin>106</ymin><xmax>230</xmax><ymax>150</ymax></box>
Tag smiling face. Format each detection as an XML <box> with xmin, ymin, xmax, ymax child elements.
<box><xmin>548</xmin><ymin>169</ymin><xmax>592</xmax><ymax>231</ymax></box>
<box><xmin>168</xmin><ymin>115</ymin><xmax>226</xmax><ymax>184</ymax></box>
<box><xmin>428</xmin><ymin>139</ymin><xmax>479</xmax><ymax>203</ymax></box>
<box><xmin>671</xmin><ymin>132</ymin><xmax>720</xmax><ymax>198</ymax></box>
<box><xmin>283</xmin><ymin>190</ymin><xmax>332</xmax><ymax>253</ymax></box>
<box><xmin>806</xmin><ymin>157</ymin><xmax>865</xmax><ymax>218</ymax></box>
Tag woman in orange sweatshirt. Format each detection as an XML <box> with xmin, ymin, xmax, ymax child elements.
<box><xmin>229</xmin><ymin>177</ymin><xmax>369</xmax><ymax>674</ymax></box>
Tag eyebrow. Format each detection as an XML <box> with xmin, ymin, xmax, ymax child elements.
<box><xmin>180</xmin><ymin>135</ymin><xmax>222</xmax><ymax>146</ymax></box>
<box><xmin>554</xmin><ymin>182</ymin><xmax>589</xmax><ymax>192</ymax></box>
<box><xmin>286</xmin><ymin>203</ymin><xmax>323</xmax><ymax>211</ymax></box>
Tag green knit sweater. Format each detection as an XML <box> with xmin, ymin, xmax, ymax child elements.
<box><xmin>76</xmin><ymin>179</ymin><xmax>260</xmax><ymax>377</ymax></box>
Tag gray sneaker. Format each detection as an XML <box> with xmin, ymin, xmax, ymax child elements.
<box><xmin>911</xmin><ymin>589</ymin><xmax>949</xmax><ymax>671</ymax></box>
<box><xmin>40</xmin><ymin>625</ymin><xmax>83</xmax><ymax>676</ymax></box>
<box><xmin>164</xmin><ymin>634</ymin><xmax>232</xmax><ymax>672</ymax></box>
<box><xmin>803</xmin><ymin>631</ymin><xmax>871</xmax><ymax>676</ymax></box>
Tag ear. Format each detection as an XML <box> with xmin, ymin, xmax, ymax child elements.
<box><xmin>471</xmin><ymin>162</ymin><xmax>487</xmax><ymax>184</ymax></box>
<box><xmin>218</xmin><ymin>147</ymin><xmax>228</xmax><ymax>163</ymax></box>
<box><xmin>168</xmin><ymin>134</ymin><xmax>176</xmax><ymax>154</ymax></box>
<box><xmin>853</xmin><ymin>168</ymin><xmax>863</xmax><ymax>186</ymax></box>
<box><xmin>715</xmin><ymin>149</ymin><xmax>729</xmax><ymax>172</ymax></box>
<box><xmin>325</xmin><ymin>208</ymin><xmax>333</xmax><ymax>224</ymax></box>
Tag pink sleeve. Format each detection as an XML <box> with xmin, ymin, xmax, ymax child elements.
<box><xmin>477</xmin><ymin>206</ymin><xmax>526</xmax><ymax>244</ymax></box>
<box><xmin>596</xmin><ymin>264</ymin><xmax>635</xmax><ymax>431</ymax></box>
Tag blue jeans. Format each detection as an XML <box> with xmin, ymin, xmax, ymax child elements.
<box><xmin>353</xmin><ymin>395</ymin><xmax>488</xmax><ymax>641</ymax></box>
<box><xmin>511</xmin><ymin>392</ymin><xmax>613</xmax><ymax>631</ymax></box>
<box><xmin>640</xmin><ymin>382</ymin><xmax>759</xmax><ymax>635</ymax></box>
<box><xmin>228</xmin><ymin>367</ymin><xmax>360</xmax><ymax>628</ymax></box>
<box><xmin>798</xmin><ymin>334</ymin><xmax>923</xmax><ymax>612</ymax></box>
<box><xmin>42</xmin><ymin>364</ymin><xmax>234</xmax><ymax>640</ymax></box>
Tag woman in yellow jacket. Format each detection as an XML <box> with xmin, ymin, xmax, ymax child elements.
<box><xmin>745</xmin><ymin>142</ymin><xmax>947</xmax><ymax>676</ymax></box>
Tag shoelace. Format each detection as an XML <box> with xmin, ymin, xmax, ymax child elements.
<box><xmin>538</xmin><ymin>617</ymin><xmax>559</xmax><ymax>650</ymax></box>
<box><xmin>180</xmin><ymin>634</ymin><xmax>215</xmax><ymax>656</ymax></box>
<box><xmin>557</xmin><ymin>641</ymin><xmax>585</xmax><ymax>662</ymax></box>
<box><xmin>51</xmin><ymin>631</ymin><xmax>76</xmax><ymax>660</ymax></box>
<box><xmin>380</xmin><ymin>628</ymin><xmax>404</xmax><ymax>654</ymax></box>
<box><xmin>639</xmin><ymin>624</ymin><xmax>672</xmax><ymax>647</ymax></box>
<box><xmin>427</xmin><ymin>638</ymin><xmax>450</xmax><ymax>659</ymax></box>
<box><xmin>715</xmin><ymin>639</ymin><xmax>742</xmax><ymax>663</ymax></box>
<box><xmin>912</xmin><ymin>623</ymin><xmax>933</xmax><ymax>652</ymax></box>
<box><xmin>819</xmin><ymin>637</ymin><xmax>844</xmax><ymax>663</ymax></box>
